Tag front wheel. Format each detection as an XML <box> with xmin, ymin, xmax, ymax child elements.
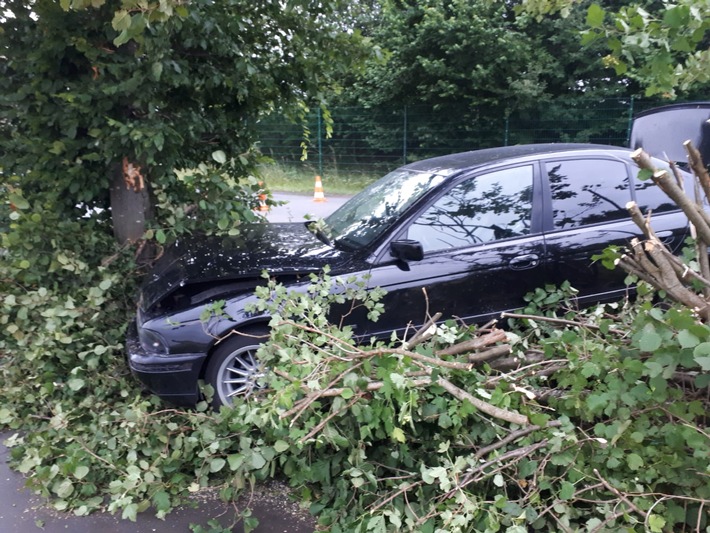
<box><xmin>204</xmin><ymin>328</ymin><xmax>269</xmax><ymax>408</ymax></box>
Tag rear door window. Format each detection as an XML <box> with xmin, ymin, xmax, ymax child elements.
<box><xmin>632</xmin><ymin>163</ymin><xmax>696</xmax><ymax>214</ymax></box>
<box><xmin>546</xmin><ymin>159</ymin><xmax>631</xmax><ymax>229</ymax></box>
<box><xmin>634</xmin><ymin>178</ymin><xmax>678</xmax><ymax>214</ymax></box>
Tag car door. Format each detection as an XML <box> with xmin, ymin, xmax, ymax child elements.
<box><xmin>364</xmin><ymin>164</ymin><xmax>547</xmax><ymax>337</ymax></box>
<box><xmin>540</xmin><ymin>155</ymin><xmax>687</xmax><ymax>306</ymax></box>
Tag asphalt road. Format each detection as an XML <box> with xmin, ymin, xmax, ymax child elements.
<box><xmin>0</xmin><ymin>430</ymin><xmax>316</xmax><ymax>533</ymax></box>
<box><xmin>263</xmin><ymin>192</ymin><xmax>350</xmax><ymax>223</ymax></box>
<box><xmin>0</xmin><ymin>192</ymin><xmax>352</xmax><ymax>533</ymax></box>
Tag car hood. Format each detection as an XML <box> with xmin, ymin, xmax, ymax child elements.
<box><xmin>141</xmin><ymin>222</ymin><xmax>350</xmax><ymax>312</ymax></box>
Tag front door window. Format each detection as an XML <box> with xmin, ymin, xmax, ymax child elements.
<box><xmin>408</xmin><ymin>165</ymin><xmax>534</xmax><ymax>252</ymax></box>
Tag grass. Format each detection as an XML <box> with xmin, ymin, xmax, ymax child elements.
<box><xmin>257</xmin><ymin>163</ymin><xmax>381</xmax><ymax>196</ymax></box>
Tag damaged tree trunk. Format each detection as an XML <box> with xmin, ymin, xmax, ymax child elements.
<box><xmin>110</xmin><ymin>157</ymin><xmax>154</xmax><ymax>245</ymax></box>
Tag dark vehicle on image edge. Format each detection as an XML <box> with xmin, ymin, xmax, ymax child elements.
<box><xmin>629</xmin><ymin>101</ymin><xmax>710</xmax><ymax>165</ymax></box>
<box><xmin>127</xmin><ymin>143</ymin><xmax>692</xmax><ymax>408</ymax></box>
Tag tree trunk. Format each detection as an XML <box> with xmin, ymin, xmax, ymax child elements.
<box><xmin>110</xmin><ymin>158</ymin><xmax>154</xmax><ymax>245</ymax></box>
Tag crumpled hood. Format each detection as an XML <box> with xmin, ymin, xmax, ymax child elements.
<box><xmin>141</xmin><ymin>222</ymin><xmax>348</xmax><ymax>311</ymax></box>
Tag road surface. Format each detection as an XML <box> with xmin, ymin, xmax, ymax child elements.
<box><xmin>264</xmin><ymin>192</ymin><xmax>350</xmax><ymax>223</ymax></box>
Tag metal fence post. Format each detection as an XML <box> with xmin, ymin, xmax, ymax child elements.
<box><xmin>403</xmin><ymin>105</ymin><xmax>408</xmax><ymax>164</ymax></box>
<box><xmin>317</xmin><ymin>107</ymin><xmax>324</xmax><ymax>177</ymax></box>
<box><xmin>625</xmin><ymin>96</ymin><xmax>635</xmax><ymax>145</ymax></box>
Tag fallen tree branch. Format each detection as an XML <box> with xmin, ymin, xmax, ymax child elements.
<box><xmin>593</xmin><ymin>468</ymin><xmax>648</xmax><ymax>520</ymax></box>
<box><xmin>438</xmin><ymin>440</ymin><xmax>548</xmax><ymax>502</ymax></box>
<box><xmin>436</xmin><ymin>329</ymin><xmax>508</xmax><ymax>357</ymax></box>
<box><xmin>300</xmin><ymin>393</ymin><xmax>362</xmax><ymax>443</ymax></box>
<box><xmin>279</xmin><ymin>377</ymin><xmax>433</xmax><ymax>420</ymax></box>
<box><xmin>280</xmin><ymin>373</ymin><xmax>529</xmax><ymax>428</ymax></box>
<box><xmin>403</xmin><ymin>312</ymin><xmax>443</xmax><ymax>349</ymax></box>
<box><xmin>488</xmin><ymin>351</ymin><xmax>545</xmax><ymax>371</ymax></box>
<box><xmin>500</xmin><ymin>312</ymin><xmax>625</xmax><ymax>336</ymax></box>
<box><xmin>467</xmin><ymin>344</ymin><xmax>511</xmax><ymax>364</ymax></box>
<box><xmin>633</xmin><ymin>148</ymin><xmax>710</xmax><ymax>243</ymax></box>
<box><xmin>352</xmin><ymin>347</ymin><xmax>473</xmax><ymax>371</ymax></box>
<box><xmin>474</xmin><ymin>420</ymin><xmax>562</xmax><ymax>459</ymax></box>
<box><xmin>436</xmin><ymin>376</ymin><xmax>529</xmax><ymax>426</ymax></box>
<box><xmin>685</xmin><ymin>140</ymin><xmax>710</xmax><ymax>202</ymax></box>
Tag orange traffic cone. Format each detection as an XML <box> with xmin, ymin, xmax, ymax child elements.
<box><xmin>313</xmin><ymin>175</ymin><xmax>327</xmax><ymax>203</ymax></box>
<box><xmin>257</xmin><ymin>181</ymin><xmax>269</xmax><ymax>212</ymax></box>
<box><xmin>257</xmin><ymin>193</ymin><xmax>268</xmax><ymax>212</ymax></box>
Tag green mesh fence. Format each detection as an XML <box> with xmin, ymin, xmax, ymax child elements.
<box><xmin>256</xmin><ymin>97</ymin><xmax>668</xmax><ymax>178</ymax></box>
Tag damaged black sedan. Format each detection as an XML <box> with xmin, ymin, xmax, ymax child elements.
<box><xmin>127</xmin><ymin>144</ymin><xmax>689</xmax><ymax>407</ymax></box>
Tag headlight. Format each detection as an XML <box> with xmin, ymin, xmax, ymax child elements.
<box><xmin>138</xmin><ymin>327</ymin><xmax>169</xmax><ymax>355</ymax></box>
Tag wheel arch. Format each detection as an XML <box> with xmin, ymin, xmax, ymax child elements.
<box><xmin>198</xmin><ymin>317</ymin><xmax>272</xmax><ymax>380</ymax></box>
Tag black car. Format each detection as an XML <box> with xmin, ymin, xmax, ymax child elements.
<box><xmin>127</xmin><ymin>143</ymin><xmax>689</xmax><ymax>407</ymax></box>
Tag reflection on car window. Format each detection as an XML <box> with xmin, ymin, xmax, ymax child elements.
<box><xmin>548</xmin><ymin>159</ymin><xmax>630</xmax><ymax>229</ymax></box>
<box><xmin>325</xmin><ymin>168</ymin><xmax>447</xmax><ymax>249</ymax></box>
<box><xmin>634</xmin><ymin>178</ymin><xmax>677</xmax><ymax>214</ymax></box>
<box><xmin>633</xmin><ymin>161</ymin><xmax>693</xmax><ymax>214</ymax></box>
<box><xmin>407</xmin><ymin>165</ymin><xmax>534</xmax><ymax>252</ymax></box>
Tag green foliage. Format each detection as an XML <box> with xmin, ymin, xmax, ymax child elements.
<box><xmin>349</xmin><ymin>0</ymin><xmax>554</xmax><ymax>111</ymax></box>
<box><xmin>4</xmin><ymin>0</ymin><xmax>705</xmax><ymax>529</ymax></box>
<box><xmin>0</xmin><ymin>0</ymin><xmax>369</xmax><ymax>245</ymax></box>
<box><xmin>328</xmin><ymin>0</ymin><xmax>640</xmax><ymax>161</ymax></box>
<box><xmin>585</xmin><ymin>0</ymin><xmax>710</xmax><ymax>97</ymax></box>
<box><xmin>2</xmin><ymin>249</ymin><xmax>709</xmax><ymax>530</ymax></box>
<box><xmin>523</xmin><ymin>0</ymin><xmax>710</xmax><ymax>97</ymax></box>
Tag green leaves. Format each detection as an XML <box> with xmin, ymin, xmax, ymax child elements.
<box><xmin>626</xmin><ymin>453</ymin><xmax>644</xmax><ymax>471</ymax></box>
<box><xmin>3</xmin><ymin>156</ymin><xmax>710</xmax><ymax>533</ymax></box>
<box><xmin>693</xmin><ymin>343</ymin><xmax>710</xmax><ymax>371</ymax></box>
<box><xmin>8</xmin><ymin>192</ymin><xmax>29</xmax><ymax>210</ymax></box>
<box><xmin>211</xmin><ymin>150</ymin><xmax>227</xmax><ymax>165</ymax></box>
<box><xmin>663</xmin><ymin>5</ymin><xmax>690</xmax><ymax>29</ymax></box>
<box><xmin>209</xmin><ymin>458</ymin><xmax>226</xmax><ymax>473</ymax></box>
<box><xmin>111</xmin><ymin>9</ymin><xmax>131</xmax><ymax>31</ymax></box>
<box><xmin>2</xmin><ymin>0</ymin><xmax>369</xmax><ymax>253</ymax></box>
<box><xmin>586</xmin><ymin>4</ymin><xmax>605</xmax><ymax>29</ymax></box>
<box><xmin>637</xmin><ymin>323</ymin><xmax>662</xmax><ymax>352</ymax></box>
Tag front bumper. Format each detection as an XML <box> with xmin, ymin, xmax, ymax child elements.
<box><xmin>126</xmin><ymin>320</ymin><xmax>206</xmax><ymax>406</ymax></box>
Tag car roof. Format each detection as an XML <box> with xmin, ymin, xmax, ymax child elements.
<box><xmin>634</xmin><ymin>101</ymin><xmax>710</xmax><ymax>119</ymax></box>
<box><xmin>401</xmin><ymin>143</ymin><xmax>630</xmax><ymax>175</ymax></box>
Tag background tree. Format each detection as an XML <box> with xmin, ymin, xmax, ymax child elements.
<box><xmin>345</xmin><ymin>1</ymin><xmax>550</xmax><ymax>109</ymax></box>
<box><xmin>316</xmin><ymin>0</ymin><xmax>649</xmax><ymax>162</ymax></box>
<box><xmin>522</xmin><ymin>0</ymin><xmax>710</xmax><ymax>97</ymax></box>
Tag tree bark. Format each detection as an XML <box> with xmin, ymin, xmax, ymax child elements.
<box><xmin>110</xmin><ymin>159</ymin><xmax>154</xmax><ymax>245</ymax></box>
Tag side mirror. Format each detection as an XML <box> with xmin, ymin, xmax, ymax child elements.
<box><xmin>390</xmin><ymin>239</ymin><xmax>424</xmax><ymax>262</ymax></box>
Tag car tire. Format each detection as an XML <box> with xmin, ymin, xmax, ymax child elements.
<box><xmin>204</xmin><ymin>327</ymin><xmax>269</xmax><ymax>408</ymax></box>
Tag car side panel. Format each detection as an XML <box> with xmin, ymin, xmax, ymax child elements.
<box><xmin>364</xmin><ymin>236</ymin><xmax>547</xmax><ymax>337</ymax></box>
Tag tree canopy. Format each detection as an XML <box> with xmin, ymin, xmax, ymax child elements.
<box><xmin>0</xmin><ymin>0</ymin><xmax>368</xmax><ymax>242</ymax></box>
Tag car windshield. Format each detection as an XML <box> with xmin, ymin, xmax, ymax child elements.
<box><xmin>324</xmin><ymin>168</ymin><xmax>448</xmax><ymax>250</ymax></box>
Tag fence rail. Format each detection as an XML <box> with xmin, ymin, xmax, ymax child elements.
<box><xmin>256</xmin><ymin>97</ymin><xmax>667</xmax><ymax>178</ymax></box>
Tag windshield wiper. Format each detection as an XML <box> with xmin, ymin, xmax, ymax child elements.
<box><xmin>307</xmin><ymin>221</ymin><xmax>332</xmax><ymax>246</ymax></box>
<box><xmin>331</xmin><ymin>236</ymin><xmax>361</xmax><ymax>252</ymax></box>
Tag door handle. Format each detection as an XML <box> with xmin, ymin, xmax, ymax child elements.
<box><xmin>509</xmin><ymin>254</ymin><xmax>540</xmax><ymax>270</ymax></box>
